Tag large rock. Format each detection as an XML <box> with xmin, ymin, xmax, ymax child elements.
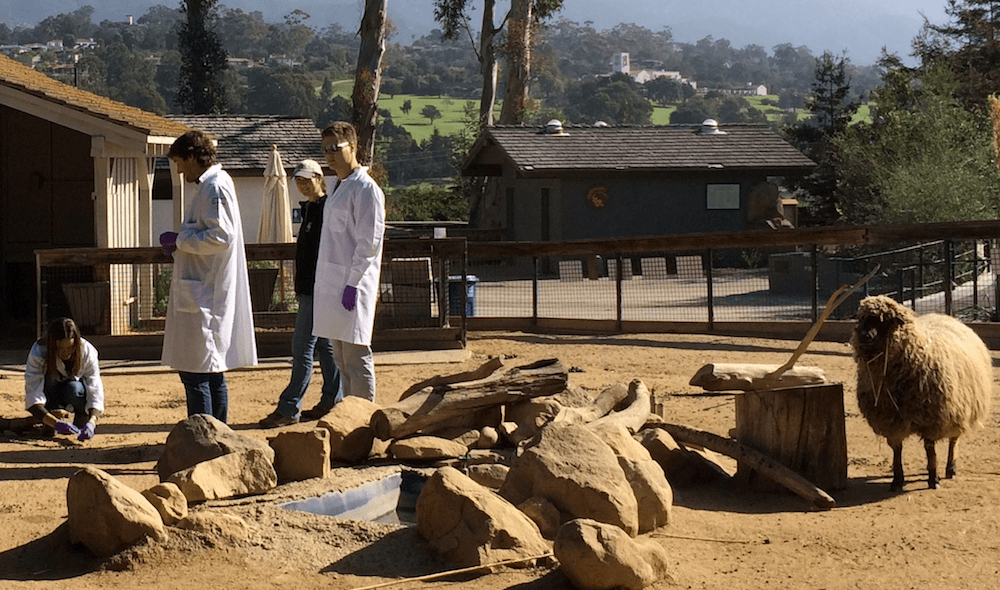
<box><xmin>316</xmin><ymin>396</ymin><xmax>379</xmax><ymax>463</ymax></box>
<box><xmin>67</xmin><ymin>467</ymin><xmax>167</xmax><ymax>557</ymax></box>
<box><xmin>554</xmin><ymin>518</ymin><xmax>672</xmax><ymax>590</ymax></box>
<box><xmin>141</xmin><ymin>482</ymin><xmax>188</xmax><ymax>526</ymax></box>
<box><xmin>466</xmin><ymin>463</ymin><xmax>509</xmax><ymax>489</ymax></box>
<box><xmin>157</xmin><ymin>414</ymin><xmax>274</xmax><ymax>480</ymax></box>
<box><xmin>269</xmin><ymin>428</ymin><xmax>331</xmax><ymax>483</ymax></box>
<box><xmin>499</xmin><ymin>423</ymin><xmax>639</xmax><ymax>537</ymax></box>
<box><xmin>176</xmin><ymin>511</ymin><xmax>251</xmax><ymax>542</ymax></box>
<box><xmin>590</xmin><ymin>423</ymin><xmax>673</xmax><ymax>533</ymax></box>
<box><xmin>636</xmin><ymin>427</ymin><xmax>731</xmax><ymax>487</ymax></box>
<box><xmin>390</xmin><ymin>436</ymin><xmax>469</xmax><ymax>461</ymax></box>
<box><xmin>416</xmin><ymin>466</ymin><xmax>549</xmax><ymax>568</ymax></box>
<box><xmin>635</xmin><ymin>428</ymin><xmax>690</xmax><ymax>479</ymax></box>
<box><xmin>167</xmin><ymin>448</ymin><xmax>277</xmax><ymax>503</ymax></box>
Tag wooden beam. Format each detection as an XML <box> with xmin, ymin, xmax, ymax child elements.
<box><xmin>467</xmin><ymin>219</ymin><xmax>1000</xmax><ymax>260</ymax></box>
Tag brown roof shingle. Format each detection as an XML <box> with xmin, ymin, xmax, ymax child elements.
<box><xmin>0</xmin><ymin>54</ymin><xmax>190</xmax><ymax>139</ymax></box>
<box><xmin>465</xmin><ymin>124</ymin><xmax>816</xmax><ymax>176</ymax></box>
<box><xmin>167</xmin><ymin>115</ymin><xmax>323</xmax><ymax>172</ymax></box>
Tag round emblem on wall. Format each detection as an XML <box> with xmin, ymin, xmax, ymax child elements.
<box><xmin>587</xmin><ymin>185</ymin><xmax>608</xmax><ymax>208</ymax></box>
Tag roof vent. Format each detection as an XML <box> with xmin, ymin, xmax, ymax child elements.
<box><xmin>544</xmin><ymin>119</ymin><xmax>567</xmax><ymax>135</ymax></box>
<box><xmin>593</xmin><ymin>120</ymin><xmax>609</xmax><ymax>127</ymax></box>
<box><xmin>699</xmin><ymin>119</ymin><xmax>726</xmax><ymax>135</ymax></box>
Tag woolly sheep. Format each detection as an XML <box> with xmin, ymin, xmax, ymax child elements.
<box><xmin>851</xmin><ymin>295</ymin><xmax>993</xmax><ymax>491</ymax></box>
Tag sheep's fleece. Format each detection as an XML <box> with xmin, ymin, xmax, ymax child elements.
<box><xmin>852</xmin><ymin>295</ymin><xmax>993</xmax><ymax>488</ymax></box>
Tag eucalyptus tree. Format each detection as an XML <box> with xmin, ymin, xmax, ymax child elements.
<box><xmin>433</xmin><ymin>0</ymin><xmax>563</xmax><ymax>126</ymax></box>
<box><xmin>352</xmin><ymin>0</ymin><xmax>389</xmax><ymax>166</ymax></box>
<box><xmin>177</xmin><ymin>0</ymin><xmax>229</xmax><ymax>114</ymax></box>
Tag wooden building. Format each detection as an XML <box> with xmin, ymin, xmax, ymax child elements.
<box><xmin>462</xmin><ymin>120</ymin><xmax>816</xmax><ymax>243</ymax></box>
<box><xmin>0</xmin><ymin>54</ymin><xmax>190</xmax><ymax>338</ymax></box>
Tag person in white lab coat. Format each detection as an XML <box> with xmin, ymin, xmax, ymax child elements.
<box><xmin>22</xmin><ymin>317</ymin><xmax>104</xmax><ymax>440</ymax></box>
<box><xmin>159</xmin><ymin>129</ymin><xmax>257</xmax><ymax>423</ymax></box>
<box><xmin>312</xmin><ymin>121</ymin><xmax>385</xmax><ymax>401</ymax></box>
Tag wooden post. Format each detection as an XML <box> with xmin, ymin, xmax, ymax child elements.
<box><xmin>734</xmin><ymin>383</ymin><xmax>847</xmax><ymax>492</ymax></box>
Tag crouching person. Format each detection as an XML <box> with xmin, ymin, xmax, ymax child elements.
<box><xmin>24</xmin><ymin>317</ymin><xmax>104</xmax><ymax>441</ymax></box>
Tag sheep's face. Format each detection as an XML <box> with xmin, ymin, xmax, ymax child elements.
<box><xmin>854</xmin><ymin>311</ymin><xmax>905</xmax><ymax>357</ymax></box>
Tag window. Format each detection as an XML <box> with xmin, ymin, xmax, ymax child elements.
<box><xmin>707</xmin><ymin>184</ymin><xmax>740</xmax><ymax>209</ymax></box>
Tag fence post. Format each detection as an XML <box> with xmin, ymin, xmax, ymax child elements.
<box><xmin>810</xmin><ymin>245</ymin><xmax>818</xmax><ymax>322</ymax></box>
<box><xmin>532</xmin><ymin>256</ymin><xmax>539</xmax><ymax>326</ymax></box>
<box><xmin>944</xmin><ymin>240</ymin><xmax>954</xmax><ymax>316</ymax></box>
<box><xmin>973</xmin><ymin>241</ymin><xmax>979</xmax><ymax>309</ymax></box>
<box><xmin>706</xmin><ymin>249</ymin><xmax>714</xmax><ymax>328</ymax></box>
<box><xmin>615</xmin><ymin>255</ymin><xmax>623</xmax><ymax>330</ymax></box>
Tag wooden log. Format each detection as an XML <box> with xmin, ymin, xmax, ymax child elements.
<box><xmin>654</xmin><ymin>422</ymin><xmax>836</xmax><ymax>510</ymax></box>
<box><xmin>734</xmin><ymin>383</ymin><xmax>848</xmax><ymax>492</ymax></box>
<box><xmin>370</xmin><ymin>359</ymin><xmax>568</xmax><ymax>440</ymax></box>
<box><xmin>586</xmin><ymin>380</ymin><xmax>651</xmax><ymax>434</ymax></box>
<box><xmin>550</xmin><ymin>383</ymin><xmax>629</xmax><ymax>427</ymax></box>
<box><xmin>689</xmin><ymin>363</ymin><xmax>826</xmax><ymax>392</ymax></box>
<box><xmin>398</xmin><ymin>356</ymin><xmax>505</xmax><ymax>401</ymax></box>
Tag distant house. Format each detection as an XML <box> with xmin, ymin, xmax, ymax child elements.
<box><xmin>162</xmin><ymin>115</ymin><xmax>325</xmax><ymax>242</ymax></box>
<box><xmin>700</xmin><ymin>84</ymin><xmax>769</xmax><ymax>96</ymax></box>
<box><xmin>0</xmin><ymin>53</ymin><xmax>190</xmax><ymax>335</ymax></box>
<box><xmin>461</xmin><ymin>120</ymin><xmax>815</xmax><ymax>246</ymax></box>
<box><xmin>611</xmin><ymin>52</ymin><xmax>696</xmax><ymax>89</ymax></box>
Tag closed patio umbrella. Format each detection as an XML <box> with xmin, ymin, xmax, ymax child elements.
<box><xmin>258</xmin><ymin>144</ymin><xmax>293</xmax><ymax>244</ymax></box>
<box><xmin>255</xmin><ymin>145</ymin><xmax>294</xmax><ymax>310</ymax></box>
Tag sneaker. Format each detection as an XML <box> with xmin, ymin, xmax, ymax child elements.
<box><xmin>258</xmin><ymin>411</ymin><xmax>298</xmax><ymax>429</ymax></box>
<box><xmin>300</xmin><ymin>404</ymin><xmax>332</xmax><ymax>421</ymax></box>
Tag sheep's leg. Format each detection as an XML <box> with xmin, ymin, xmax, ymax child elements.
<box><xmin>890</xmin><ymin>439</ymin><xmax>905</xmax><ymax>492</ymax></box>
<box><xmin>924</xmin><ymin>438</ymin><xmax>939</xmax><ymax>489</ymax></box>
<box><xmin>945</xmin><ymin>437</ymin><xmax>958</xmax><ymax>479</ymax></box>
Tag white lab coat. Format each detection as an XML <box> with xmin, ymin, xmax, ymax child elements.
<box><xmin>313</xmin><ymin>166</ymin><xmax>385</xmax><ymax>345</ymax></box>
<box><xmin>161</xmin><ymin>164</ymin><xmax>258</xmax><ymax>373</ymax></box>
<box><xmin>24</xmin><ymin>339</ymin><xmax>105</xmax><ymax>412</ymax></box>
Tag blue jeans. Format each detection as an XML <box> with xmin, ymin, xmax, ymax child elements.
<box><xmin>44</xmin><ymin>376</ymin><xmax>88</xmax><ymax>427</ymax></box>
<box><xmin>179</xmin><ymin>371</ymin><xmax>228</xmax><ymax>423</ymax></box>
<box><xmin>276</xmin><ymin>294</ymin><xmax>342</xmax><ymax>418</ymax></box>
<box><xmin>331</xmin><ymin>340</ymin><xmax>375</xmax><ymax>401</ymax></box>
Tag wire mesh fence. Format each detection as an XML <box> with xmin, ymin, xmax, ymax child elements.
<box><xmin>33</xmin><ymin>227</ymin><xmax>1000</xmax><ymax>349</ymax></box>
<box><xmin>467</xmin><ymin>239</ymin><xmax>999</xmax><ymax>325</ymax></box>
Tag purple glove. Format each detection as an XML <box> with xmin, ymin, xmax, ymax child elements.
<box><xmin>54</xmin><ymin>420</ymin><xmax>80</xmax><ymax>436</ymax></box>
<box><xmin>342</xmin><ymin>285</ymin><xmax>358</xmax><ymax>311</ymax></box>
<box><xmin>159</xmin><ymin>231</ymin><xmax>178</xmax><ymax>256</ymax></box>
<box><xmin>78</xmin><ymin>422</ymin><xmax>96</xmax><ymax>441</ymax></box>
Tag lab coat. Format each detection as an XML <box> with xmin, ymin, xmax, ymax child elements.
<box><xmin>161</xmin><ymin>164</ymin><xmax>258</xmax><ymax>373</ymax></box>
<box><xmin>313</xmin><ymin>166</ymin><xmax>385</xmax><ymax>345</ymax></box>
<box><xmin>24</xmin><ymin>339</ymin><xmax>105</xmax><ymax>412</ymax></box>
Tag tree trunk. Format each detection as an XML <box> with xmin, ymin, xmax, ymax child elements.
<box><xmin>352</xmin><ymin>0</ymin><xmax>388</xmax><ymax>166</ymax></box>
<box><xmin>498</xmin><ymin>0</ymin><xmax>532</xmax><ymax>124</ymax></box>
<box><xmin>655</xmin><ymin>422</ymin><xmax>836</xmax><ymax>510</ymax></box>
<box><xmin>479</xmin><ymin>0</ymin><xmax>498</xmax><ymax>127</ymax></box>
<box><xmin>689</xmin><ymin>363</ymin><xmax>827</xmax><ymax>392</ymax></box>
<box><xmin>370</xmin><ymin>359</ymin><xmax>568</xmax><ymax>440</ymax></box>
<box><xmin>734</xmin><ymin>383</ymin><xmax>848</xmax><ymax>492</ymax></box>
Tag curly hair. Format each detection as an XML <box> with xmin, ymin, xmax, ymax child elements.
<box><xmin>168</xmin><ymin>129</ymin><xmax>219</xmax><ymax>168</ymax></box>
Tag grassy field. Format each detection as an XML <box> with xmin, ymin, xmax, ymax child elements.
<box><xmin>331</xmin><ymin>81</ymin><xmax>870</xmax><ymax>142</ymax></box>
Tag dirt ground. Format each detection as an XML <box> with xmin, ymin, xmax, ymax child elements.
<box><xmin>1</xmin><ymin>330</ymin><xmax>999</xmax><ymax>590</ymax></box>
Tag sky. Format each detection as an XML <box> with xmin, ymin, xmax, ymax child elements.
<box><xmin>2</xmin><ymin>0</ymin><xmax>953</xmax><ymax>66</ymax></box>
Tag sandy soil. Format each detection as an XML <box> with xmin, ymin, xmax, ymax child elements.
<box><xmin>1</xmin><ymin>330</ymin><xmax>999</xmax><ymax>590</ymax></box>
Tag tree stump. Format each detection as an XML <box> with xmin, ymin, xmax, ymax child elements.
<box><xmin>734</xmin><ymin>383</ymin><xmax>847</xmax><ymax>492</ymax></box>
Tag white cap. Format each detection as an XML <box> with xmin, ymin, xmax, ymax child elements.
<box><xmin>293</xmin><ymin>159</ymin><xmax>323</xmax><ymax>178</ymax></box>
